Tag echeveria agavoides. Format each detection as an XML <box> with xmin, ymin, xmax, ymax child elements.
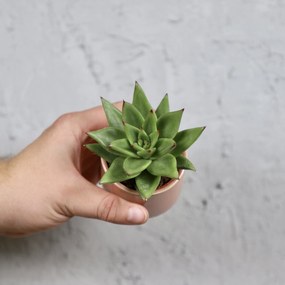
<box><xmin>85</xmin><ymin>82</ymin><xmax>205</xmax><ymax>200</ymax></box>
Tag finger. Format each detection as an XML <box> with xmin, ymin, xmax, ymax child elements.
<box><xmin>65</xmin><ymin>179</ymin><xmax>149</xmax><ymax>225</ymax></box>
<box><xmin>74</xmin><ymin>101</ymin><xmax>123</xmax><ymax>133</ymax></box>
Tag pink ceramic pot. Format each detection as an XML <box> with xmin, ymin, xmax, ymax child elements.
<box><xmin>100</xmin><ymin>158</ymin><xmax>185</xmax><ymax>217</ymax></box>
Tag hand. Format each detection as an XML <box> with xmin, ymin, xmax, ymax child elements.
<box><xmin>0</xmin><ymin>105</ymin><xmax>149</xmax><ymax>237</ymax></box>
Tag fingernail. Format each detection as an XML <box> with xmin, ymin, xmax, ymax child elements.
<box><xmin>127</xmin><ymin>207</ymin><xmax>148</xmax><ymax>224</ymax></box>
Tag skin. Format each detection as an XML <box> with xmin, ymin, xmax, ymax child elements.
<box><xmin>0</xmin><ymin>104</ymin><xmax>149</xmax><ymax>237</ymax></box>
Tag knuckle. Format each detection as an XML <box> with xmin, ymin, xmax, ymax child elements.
<box><xmin>97</xmin><ymin>195</ymin><xmax>121</xmax><ymax>222</ymax></box>
<box><xmin>50</xmin><ymin>112</ymin><xmax>82</xmax><ymax>139</ymax></box>
<box><xmin>53</xmin><ymin>113</ymin><xmax>76</xmax><ymax>129</ymax></box>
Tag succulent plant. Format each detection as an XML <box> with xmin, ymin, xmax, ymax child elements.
<box><xmin>85</xmin><ymin>82</ymin><xmax>205</xmax><ymax>200</ymax></box>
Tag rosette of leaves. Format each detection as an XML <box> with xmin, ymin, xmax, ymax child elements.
<box><xmin>85</xmin><ymin>82</ymin><xmax>205</xmax><ymax>200</ymax></box>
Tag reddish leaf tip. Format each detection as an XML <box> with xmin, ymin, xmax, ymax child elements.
<box><xmin>100</xmin><ymin>96</ymin><xmax>106</xmax><ymax>103</ymax></box>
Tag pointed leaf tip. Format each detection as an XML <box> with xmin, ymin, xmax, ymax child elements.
<box><xmin>157</xmin><ymin>109</ymin><xmax>184</xmax><ymax>138</ymax></box>
<box><xmin>172</xmin><ymin>127</ymin><xmax>206</xmax><ymax>156</ymax></box>
<box><xmin>101</xmin><ymin>97</ymin><xmax>124</xmax><ymax>129</ymax></box>
<box><xmin>132</xmin><ymin>82</ymin><xmax>152</xmax><ymax>118</ymax></box>
<box><xmin>156</xmin><ymin>93</ymin><xmax>170</xmax><ymax>118</ymax></box>
<box><xmin>122</xmin><ymin>102</ymin><xmax>144</xmax><ymax>129</ymax></box>
<box><xmin>176</xmin><ymin>155</ymin><xmax>196</xmax><ymax>171</ymax></box>
<box><xmin>143</xmin><ymin>109</ymin><xmax>157</xmax><ymax>134</ymax></box>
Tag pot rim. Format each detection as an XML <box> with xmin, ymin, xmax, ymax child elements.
<box><xmin>100</xmin><ymin>157</ymin><xmax>185</xmax><ymax>197</ymax></box>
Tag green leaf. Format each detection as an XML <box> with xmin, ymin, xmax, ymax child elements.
<box><xmin>137</xmin><ymin>148</ymin><xmax>156</xmax><ymax>159</ymax></box>
<box><xmin>138</xmin><ymin>129</ymin><xmax>149</xmax><ymax>147</ymax></box>
<box><xmin>122</xmin><ymin>101</ymin><xmax>144</xmax><ymax>129</ymax></box>
<box><xmin>147</xmin><ymin>154</ymin><xmax>178</xmax><ymax>178</ymax></box>
<box><xmin>100</xmin><ymin>157</ymin><xmax>140</xmax><ymax>184</ymax></box>
<box><xmin>88</xmin><ymin>127</ymin><xmax>125</xmax><ymax>148</ymax></box>
<box><xmin>156</xmin><ymin>94</ymin><xmax>169</xmax><ymax>118</ymax></box>
<box><xmin>149</xmin><ymin>131</ymin><xmax>159</xmax><ymax>148</ymax></box>
<box><xmin>110</xmin><ymin>138</ymin><xmax>139</xmax><ymax>158</ymax></box>
<box><xmin>153</xmin><ymin>138</ymin><xmax>176</xmax><ymax>158</ymax></box>
<box><xmin>124</xmin><ymin>123</ymin><xmax>140</xmax><ymax>145</ymax></box>
<box><xmin>135</xmin><ymin>171</ymin><xmax>161</xmax><ymax>200</ymax></box>
<box><xmin>132</xmin><ymin>82</ymin><xmax>152</xmax><ymax>118</ymax></box>
<box><xmin>101</xmin><ymin>97</ymin><xmax>124</xmax><ymax>130</ymax></box>
<box><xmin>171</xmin><ymin>127</ymin><xmax>206</xmax><ymax>157</ymax></box>
<box><xmin>143</xmin><ymin>110</ymin><xmax>157</xmax><ymax>134</ymax></box>
<box><xmin>176</xmin><ymin>155</ymin><xmax>196</xmax><ymax>171</ymax></box>
<box><xmin>123</xmin><ymin>157</ymin><xmax>151</xmax><ymax>176</ymax></box>
<box><xmin>132</xmin><ymin>142</ymin><xmax>145</xmax><ymax>152</ymax></box>
<box><xmin>84</xmin><ymin>143</ymin><xmax>117</xmax><ymax>163</ymax></box>
<box><xmin>157</xmin><ymin>109</ymin><xmax>184</xmax><ymax>138</ymax></box>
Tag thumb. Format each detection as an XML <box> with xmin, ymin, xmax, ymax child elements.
<box><xmin>65</xmin><ymin>179</ymin><xmax>149</xmax><ymax>225</ymax></box>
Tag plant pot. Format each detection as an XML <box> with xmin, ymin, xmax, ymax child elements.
<box><xmin>100</xmin><ymin>157</ymin><xmax>185</xmax><ymax>218</ymax></box>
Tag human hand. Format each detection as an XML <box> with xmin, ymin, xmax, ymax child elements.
<box><xmin>0</xmin><ymin>104</ymin><xmax>149</xmax><ymax>237</ymax></box>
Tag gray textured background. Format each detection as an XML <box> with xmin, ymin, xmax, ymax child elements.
<box><xmin>1</xmin><ymin>1</ymin><xmax>285</xmax><ymax>284</ymax></box>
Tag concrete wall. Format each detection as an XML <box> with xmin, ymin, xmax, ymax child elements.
<box><xmin>1</xmin><ymin>1</ymin><xmax>285</xmax><ymax>284</ymax></box>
